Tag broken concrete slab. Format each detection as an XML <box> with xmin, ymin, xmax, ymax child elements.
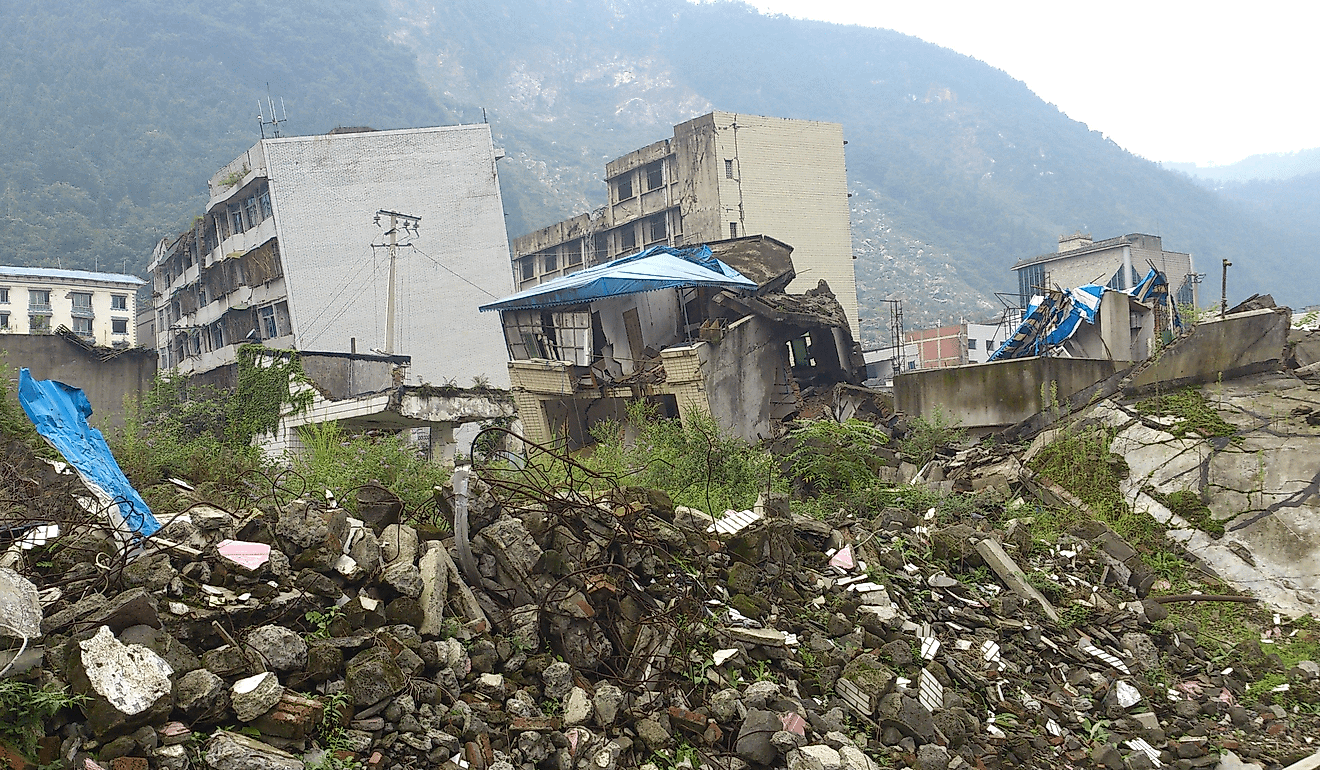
<box><xmin>0</xmin><ymin>566</ymin><xmax>42</xmax><ymax>640</ymax></box>
<box><xmin>975</xmin><ymin>538</ymin><xmax>1061</xmax><ymax>623</ymax></box>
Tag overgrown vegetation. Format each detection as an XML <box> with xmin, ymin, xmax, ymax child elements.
<box><xmin>584</xmin><ymin>401</ymin><xmax>783</xmax><ymax>514</ymax></box>
<box><xmin>1135</xmin><ymin>386</ymin><xmax>1239</xmax><ymax>441</ymax></box>
<box><xmin>292</xmin><ymin>420</ymin><xmax>451</xmax><ymax>517</ymax></box>
<box><xmin>1144</xmin><ymin>487</ymin><xmax>1225</xmax><ymax>537</ymax></box>
<box><xmin>0</xmin><ymin>679</ymin><xmax>84</xmax><ymax>761</ymax></box>
<box><xmin>900</xmin><ymin>407</ymin><xmax>965</xmax><ymax>467</ymax></box>
<box><xmin>787</xmin><ymin>418</ymin><xmax>889</xmax><ymax>496</ymax></box>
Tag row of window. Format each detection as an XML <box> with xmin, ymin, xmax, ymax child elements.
<box><xmin>0</xmin><ymin>288</ymin><xmax>127</xmax><ymax>311</ymax></box>
<box><xmin>518</xmin><ymin>213</ymin><xmax>677</xmax><ymax>285</ymax></box>
<box><xmin>0</xmin><ymin>313</ymin><xmax>128</xmax><ymax>335</ymax></box>
<box><xmin>611</xmin><ymin>159</ymin><xmax>668</xmax><ymax>204</ymax></box>
<box><xmin>158</xmin><ymin>182</ymin><xmax>273</xmax><ymax>289</ymax></box>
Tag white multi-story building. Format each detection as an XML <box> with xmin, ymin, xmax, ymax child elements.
<box><xmin>148</xmin><ymin>124</ymin><xmax>513</xmax><ymax>387</ymax></box>
<box><xmin>0</xmin><ymin>266</ymin><xmax>144</xmax><ymax>346</ymax></box>
<box><xmin>510</xmin><ymin>111</ymin><xmax>860</xmax><ymax>332</ymax></box>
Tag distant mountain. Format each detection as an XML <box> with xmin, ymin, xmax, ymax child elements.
<box><xmin>1165</xmin><ymin>148</ymin><xmax>1320</xmax><ymax>183</ymax></box>
<box><xmin>0</xmin><ymin>0</ymin><xmax>1315</xmax><ymax>347</ymax></box>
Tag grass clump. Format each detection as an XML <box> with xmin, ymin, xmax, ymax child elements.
<box><xmin>0</xmin><ymin>680</ymin><xmax>84</xmax><ymax>761</ymax></box>
<box><xmin>900</xmin><ymin>406</ymin><xmax>965</xmax><ymax>466</ymax></box>
<box><xmin>586</xmin><ymin>400</ymin><xmax>782</xmax><ymax>514</ymax></box>
<box><xmin>1144</xmin><ymin>487</ymin><xmax>1225</xmax><ymax>537</ymax></box>
<box><xmin>787</xmin><ymin>418</ymin><xmax>890</xmax><ymax>497</ymax></box>
<box><xmin>293</xmin><ymin>420</ymin><xmax>451</xmax><ymax>518</ymax></box>
<box><xmin>1135</xmin><ymin>387</ymin><xmax>1238</xmax><ymax>441</ymax></box>
<box><xmin>1028</xmin><ymin>425</ymin><xmax>1129</xmax><ymax>520</ymax></box>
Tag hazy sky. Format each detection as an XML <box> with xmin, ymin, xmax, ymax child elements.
<box><xmin>743</xmin><ymin>0</ymin><xmax>1319</xmax><ymax>167</ymax></box>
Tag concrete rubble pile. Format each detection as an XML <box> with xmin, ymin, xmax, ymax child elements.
<box><xmin>2</xmin><ymin>432</ymin><xmax>1320</xmax><ymax>770</ymax></box>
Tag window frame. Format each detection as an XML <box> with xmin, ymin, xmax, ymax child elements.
<box><xmin>260</xmin><ymin>305</ymin><xmax>278</xmax><ymax>339</ymax></box>
<box><xmin>111</xmin><ymin>318</ymin><xmax>129</xmax><ymax>335</ymax></box>
<box><xmin>645</xmin><ymin>161</ymin><xmax>664</xmax><ymax>191</ymax></box>
<box><xmin>70</xmin><ymin>291</ymin><xmax>93</xmax><ymax>310</ymax></box>
<box><xmin>614</xmin><ymin>173</ymin><xmax>634</xmax><ymax>203</ymax></box>
<box><xmin>111</xmin><ymin>294</ymin><xmax>128</xmax><ymax>310</ymax></box>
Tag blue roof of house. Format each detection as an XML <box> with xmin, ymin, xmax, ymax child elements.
<box><xmin>480</xmin><ymin>245</ymin><xmax>757</xmax><ymax>312</ymax></box>
<box><xmin>0</xmin><ymin>265</ymin><xmax>145</xmax><ymax>285</ymax></box>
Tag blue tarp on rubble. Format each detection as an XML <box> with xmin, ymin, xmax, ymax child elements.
<box><xmin>479</xmin><ymin>244</ymin><xmax>757</xmax><ymax>312</ymax></box>
<box><xmin>989</xmin><ymin>268</ymin><xmax>1182</xmax><ymax>362</ymax></box>
<box><xmin>17</xmin><ymin>368</ymin><xmax>160</xmax><ymax>538</ymax></box>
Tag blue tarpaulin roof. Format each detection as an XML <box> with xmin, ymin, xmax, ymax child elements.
<box><xmin>18</xmin><ymin>369</ymin><xmax>160</xmax><ymax>539</ymax></box>
<box><xmin>988</xmin><ymin>268</ymin><xmax>1181</xmax><ymax>362</ymax></box>
<box><xmin>480</xmin><ymin>245</ymin><xmax>757</xmax><ymax>312</ymax></box>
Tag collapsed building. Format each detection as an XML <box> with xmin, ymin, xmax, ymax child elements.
<box><xmin>480</xmin><ymin>236</ymin><xmax>865</xmax><ymax>447</ymax></box>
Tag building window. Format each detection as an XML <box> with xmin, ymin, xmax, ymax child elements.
<box><xmin>620</xmin><ymin>226</ymin><xmax>637</xmax><ymax>253</ymax></box>
<box><xmin>543</xmin><ymin>249</ymin><xmax>558</xmax><ymax>273</ymax></box>
<box><xmin>614</xmin><ymin>173</ymin><xmax>634</xmax><ymax>202</ymax></box>
<box><xmin>645</xmin><ymin>161</ymin><xmax>664</xmax><ymax>191</ymax></box>
<box><xmin>72</xmin><ymin>317</ymin><xmax>93</xmax><ymax>336</ymax></box>
<box><xmin>71</xmin><ymin>292</ymin><xmax>92</xmax><ymax>309</ymax></box>
<box><xmin>29</xmin><ymin>289</ymin><xmax>50</xmax><ymax>310</ymax></box>
<box><xmin>211</xmin><ymin>324</ymin><xmax>224</xmax><ymax>350</ymax></box>
<box><xmin>729</xmin><ymin>222</ymin><xmax>738</xmax><ymax>238</ymax></box>
<box><xmin>229</xmin><ymin>203</ymin><xmax>245</xmax><ymax>235</ymax></box>
<box><xmin>260</xmin><ymin>306</ymin><xmax>278</xmax><ymax>339</ymax></box>
<box><xmin>967</xmin><ymin>339</ymin><xmax>977</xmax><ymax>350</ymax></box>
<box><xmin>0</xmin><ymin>288</ymin><xmax>8</xmax><ymax>304</ymax></box>
<box><xmin>908</xmin><ymin>361</ymin><xmax>917</xmax><ymax>370</ymax></box>
<box><xmin>592</xmin><ymin>234</ymin><xmax>608</xmax><ymax>262</ymax></box>
<box><xmin>647</xmin><ymin>215</ymin><xmax>667</xmax><ymax>244</ymax></box>
<box><xmin>111</xmin><ymin>294</ymin><xmax>128</xmax><ymax>310</ymax></box>
<box><xmin>562</xmin><ymin>240</ymin><xmax>582</xmax><ymax>266</ymax></box>
<box><xmin>30</xmin><ymin>316</ymin><xmax>49</xmax><ymax>334</ymax></box>
<box><xmin>1017</xmin><ymin>263</ymin><xmax>1045</xmax><ymax>308</ymax></box>
<box><xmin>244</xmin><ymin>196</ymin><xmax>259</xmax><ymax>227</ymax></box>
<box><xmin>112</xmin><ymin>318</ymin><xmax>128</xmax><ymax>335</ymax></box>
<box><xmin>725</xmin><ymin>159</ymin><xmax>735</xmax><ymax>179</ymax></box>
<box><xmin>0</xmin><ymin>313</ymin><xmax>8</xmax><ymax>329</ymax></box>
<box><xmin>258</xmin><ymin>188</ymin><xmax>273</xmax><ymax>220</ymax></box>
<box><xmin>519</xmin><ymin>257</ymin><xmax>535</xmax><ymax>283</ymax></box>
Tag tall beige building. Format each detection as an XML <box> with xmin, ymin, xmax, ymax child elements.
<box><xmin>510</xmin><ymin>111</ymin><xmax>859</xmax><ymax>331</ymax></box>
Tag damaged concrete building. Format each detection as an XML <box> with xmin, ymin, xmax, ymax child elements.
<box><xmin>145</xmin><ymin>124</ymin><xmax>513</xmax><ymax>389</ymax></box>
<box><xmin>508</xmin><ymin>111</ymin><xmax>860</xmax><ymax>332</ymax></box>
<box><xmin>481</xmin><ymin>237</ymin><xmax>864</xmax><ymax>447</ymax></box>
<box><xmin>1012</xmin><ymin>232</ymin><xmax>1199</xmax><ymax>310</ymax></box>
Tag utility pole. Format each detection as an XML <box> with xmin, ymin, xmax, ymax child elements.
<box><xmin>1220</xmin><ymin>259</ymin><xmax>1232</xmax><ymax>319</ymax></box>
<box><xmin>373</xmin><ymin>209</ymin><xmax>421</xmax><ymax>355</ymax></box>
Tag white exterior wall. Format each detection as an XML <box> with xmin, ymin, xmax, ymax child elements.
<box><xmin>965</xmin><ymin>322</ymin><xmax>1007</xmax><ymax>364</ymax></box>
<box><xmin>0</xmin><ymin>269</ymin><xmax>141</xmax><ymax>346</ymax></box>
<box><xmin>260</xmin><ymin>125</ymin><xmax>513</xmax><ymax>388</ymax></box>
<box><xmin>704</xmin><ymin>113</ymin><xmax>858</xmax><ymax>333</ymax></box>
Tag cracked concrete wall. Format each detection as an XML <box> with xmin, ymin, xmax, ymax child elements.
<box><xmin>895</xmin><ymin>357</ymin><xmax>1125</xmax><ymax>429</ymax></box>
<box><xmin>1128</xmin><ymin>307</ymin><xmax>1290</xmax><ymax>393</ymax></box>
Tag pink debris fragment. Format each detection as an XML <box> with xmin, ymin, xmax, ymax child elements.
<box><xmin>780</xmin><ymin>712</ymin><xmax>807</xmax><ymax>736</ymax></box>
<box><xmin>217</xmin><ymin>539</ymin><xmax>271</xmax><ymax>571</ymax></box>
<box><xmin>829</xmin><ymin>544</ymin><xmax>856</xmax><ymax>570</ymax></box>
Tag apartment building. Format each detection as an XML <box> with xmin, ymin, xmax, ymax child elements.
<box><xmin>0</xmin><ymin>266</ymin><xmax>144</xmax><ymax>346</ymax></box>
<box><xmin>510</xmin><ymin>111</ymin><xmax>860</xmax><ymax>331</ymax></box>
<box><xmin>1013</xmin><ymin>233</ymin><xmax>1198</xmax><ymax>309</ymax></box>
<box><xmin>147</xmin><ymin>124</ymin><xmax>513</xmax><ymax>387</ymax></box>
<box><xmin>905</xmin><ymin>321</ymin><xmax>1012</xmax><ymax>369</ymax></box>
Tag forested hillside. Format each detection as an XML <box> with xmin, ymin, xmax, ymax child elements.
<box><xmin>1</xmin><ymin>0</ymin><xmax>1314</xmax><ymax>344</ymax></box>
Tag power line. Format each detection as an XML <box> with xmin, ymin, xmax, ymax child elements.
<box><xmin>407</xmin><ymin>244</ymin><xmax>502</xmax><ymax>300</ymax></box>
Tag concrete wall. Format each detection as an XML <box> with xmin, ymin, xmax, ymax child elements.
<box><xmin>299</xmin><ymin>352</ymin><xmax>398</xmax><ymax>399</ymax></box>
<box><xmin>699</xmin><ymin>315</ymin><xmax>793</xmax><ymax>443</ymax></box>
<box><xmin>262</xmin><ymin>125</ymin><xmax>514</xmax><ymax>389</ymax></box>
<box><xmin>1127</xmin><ymin>307</ymin><xmax>1290</xmax><ymax>394</ymax></box>
<box><xmin>0</xmin><ymin>336</ymin><xmax>156</xmax><ymax>428</ymax></box>
<box><xmin>895</xmin><ymin>357</ymin><xmax>1125</xmax><ymax>429</ymax></box>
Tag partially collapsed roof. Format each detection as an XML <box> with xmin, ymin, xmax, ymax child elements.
<box><xmin>480</xmin><ymin>245</ymin><xmax>757</xmax><ymax>312</ymax></box>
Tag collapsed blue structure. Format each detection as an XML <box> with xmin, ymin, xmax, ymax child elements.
<box><xmin>17</xmin><ymin>368</ymin><xmax>160</xmax><ymax>539</ymax></box>
<box><xmin>990</xmin><ymin>267</ymin><xmax>1181</xmax><ymax>362</ymax></box>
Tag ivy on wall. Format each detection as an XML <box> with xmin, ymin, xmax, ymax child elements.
<box><xmin>229</xmin><ymin>344</ymin><xmax>313</xmax><ymax>445</ymax></box>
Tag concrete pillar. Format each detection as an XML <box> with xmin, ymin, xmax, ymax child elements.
<box><xmin>1121</xmin><ymin>245</ymin><xmax>1134</xmax><ymax>291</ymax></box>
<box><xmin>428</xmin><ymin>422</ymin><xmax>456</xmax><ymax>465</ymax></box>
<box><xmin>1099</xmin><ymin>291</ymin><xmax>1133</xmax><ymax>361</ymax></box>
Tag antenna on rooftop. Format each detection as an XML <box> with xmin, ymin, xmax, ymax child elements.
<box><xmin>257</xmin><ymin>83</ymin><xmax>289</xmax><ymax>139</ymax></box>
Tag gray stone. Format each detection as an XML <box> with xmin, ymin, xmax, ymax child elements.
<box><xmin>245</xmin><ymin>625</ymin><xmax>308</xmax><ymax>672</ymax></box>
<box><xmin>915</xmin><ymin>744</ymin><xmax>951</xmax><ymax>770</ymax></box>
<box><xmin>736</xmin><ymin>709</ymin><xmax>781</xmax><ymax>766</ymax></box>
<box><xmin>174</xmin><ymin>668</ymin><xmax>230</xmax><ymax>720</ymax></box>
<box><xmin>542</xmin><ymin>660</ymin><xmax>574</xmax><ymax>699</ymax></box>
<box><xmin>563</xmin><ymin>686</ymin><xmax>593</xmax><ymax>726</ymax></box>
<box><xmin>876</xmin><ymin>694</ymin><xmax>935</xmax><ymax>744</ymax></box>
<box><xmin>839</xmin><ymin>745</ymin><xmax>879</xmax><ymax>770</ymax></box>
<box><xmin>710</xmin><ymin>687</ymin><xmax>742</xmax><ymax>722</ymax></box>
<box><xmin>975</xmin><ymin>538</ymin><xmax>1060</xmax><ymax>623</ymax></box>
<box><xmin>205</xmin><ymin>730</ymin><xmax>305</xmax><ymax>770</ymax></box>
<box><xmin>1120</xmin><ymin>632</ymin><xmax>1161</xmax><ymax>672</ymax></box>
<box><xmin>88</xmin><ymin>588</ymin><xmax>155</xmax><ymax>633</ymax></box>
<box><xmin>231</xmin><ymin>672</ymin><xmax>284</xmax><ymax>722</ymax></box>
<box><xmin>0</xmin><ymin>567</ymin><xmax>44</xmax><ymax>640</ymax></box>
<box><xmin>742</xmin><ymin>679</ymin><xmax>781</xmax><ymax>709</ymax></box>
<box><xmin>120</xmin><ymin>624</ymin><xmax>201</xmax><ymax>675</ymax></box>
<box><xmin>417</xmin><ymin>542</ymin><xmax>448</xmax><ymax>637</ymax></box>
<box><xmin>380</xmin><ymin>523</ymin><xmax>419</xmax><ymax>565</ymax></box>
<box><xmin>799</xmin><ymin>745</ymin><xmax>843</xmax><ymax>770</ymax></box>
<box><xmin>382</xmin><ymin>561</ymin><xmax>423</xmax><ymax>598</ymax></box>
<box><xmin>155</xmin><ymin>744</ymin><xmax>190</xmax><ymax>770</ymax></box>
<box><xmin>593</xmin><ymin>683</ymin><xmax>625</xmax><ymax>728</ymax></box>
<box><xmin>348</xmin><ymin>528</ymin><xmax>381</xmax><ymax>574</ymax></box>
<box><xmin>294</xmin><ymin>569</ymin><xmax>342</xmax><ymax>599</ymax></box>
<box><xmin>202</xmin><ymin>644</ymin><xmax>253</xmax><ymax>678</ymax></box>
<box><xmin>345</xmin><ymin>646</ymin><xmax>406</xmax><ymax>706</ymax></box>
<box><xmin>635</xmin><ymin>717</ymin><xmax>672</xmax><ymax>750</ymax></box>
<box><xmin>773</xmin><ymin>730</ymin><xmax>806</xmax><ymax>753</ymax></box>
<box><xmin>121</xmin><ymin>552</ymin><xmax>177</xmax><ymax>591</ymax></box>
